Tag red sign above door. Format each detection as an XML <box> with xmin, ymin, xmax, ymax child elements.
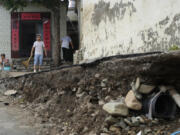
<box><xmin>21</xmin><ymin>13</ymin><xmax>41</xmax><ymax>20</ymax></box>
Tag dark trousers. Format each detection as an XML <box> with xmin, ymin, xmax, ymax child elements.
<box><xmin>62</xmin><ymin>48</ymin><xmax>73</xmax><ymax>62</ymax></box>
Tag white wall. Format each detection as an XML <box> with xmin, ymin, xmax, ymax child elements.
<box><xmin>0</xmin><ymin>6</ymin><xmax>11</xmax><ymax>59</ymax></box>
<box><xmin>76</xmin><ymin>0</ymin><xmax>180</xmax><ymax>63</ymax></box>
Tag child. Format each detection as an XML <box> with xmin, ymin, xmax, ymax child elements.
<box><xmin>0</xmin><ymin>54</ymin><xmax>10</xmax><ymax>70</ymax></box>
<box><xmin>31</xmin><ymin>34</ymin><xmax>47</xmax><ymax>73</ymax></box>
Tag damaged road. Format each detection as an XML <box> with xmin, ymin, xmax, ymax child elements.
<box><xmin>0</xmin><ymin>51</ymin><xmax>180</xmax><ymax>135</ymax></box>
<box><xmin>0</xmin><ymin>96</ymin><xmax>36</xmax><ymax>135</ymax></box>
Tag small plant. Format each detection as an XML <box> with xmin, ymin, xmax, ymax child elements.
<box><xmin>169</xmin><ymin>45</ymin><xmax>180</xmax><ymax>51</ymax></box>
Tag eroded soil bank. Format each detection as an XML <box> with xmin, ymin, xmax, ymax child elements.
<box><xmin>0</xmin><ymin>51</ymin><xmax>180</xmax><ymax>135</ymax></box>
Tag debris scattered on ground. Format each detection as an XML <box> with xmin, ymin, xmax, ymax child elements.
<box><xmin>1</xmin><ymin>52</ymin><xmax>180</xmax><ymax>135</ymax></box>
<box><xmin>4</xmin><ymin>90</ymin><xmax>17</xmax><ymax>96</ymax></box>
<box><xmin>103</xmin><ymin>99</ymin><xmax>129</xmax><ymax>116</ymax></box>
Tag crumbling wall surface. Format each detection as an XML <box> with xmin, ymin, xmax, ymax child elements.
<box><xmin>77</xmin><ymin>0</ymin><xmax>180</xmax><ymax>63</ymax></box>
<box><xmin>1</xmin><ymin>51</ymin><xmax>180</xmax><ymax>134</ymax></box>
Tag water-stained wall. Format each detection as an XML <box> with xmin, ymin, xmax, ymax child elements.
<box><xmin>75</xmin><ymin>0</ymin><xmax>180</xmax><ymax>63</ymax></box>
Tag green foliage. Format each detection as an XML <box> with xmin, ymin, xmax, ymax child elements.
<box><xmin>0</xmin><ymin>0</ymin><xmax>68</xmax><ymax>11</ymax></box>
<box><xmin>169</xmin><ymin>45</ymin><xmax>180</xmax><ymax>51</ymax></box>
<box><xmin>0</xmin><ymin>0</ymin><xmax>27</xmax><ymax>11</ymax></box>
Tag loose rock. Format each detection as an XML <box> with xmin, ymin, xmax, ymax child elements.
<box><xmin>138</xmin><ymin>84</ymin><xmax>155</xmax><ymax>94</ymax></box>
<box><xmin>124</xmin><ymin>118</ymin><xmax>132</xmax><ymax>126</ymax></box>
<box><xmin>95</xmin><ymin>74</ymin><xmax>100</xmax><ymax>78</ymax></box>
<box><xmin>125</xmin><ymin>90</ymin><xmax>142</xmax><ymax>110</ymax></box>
<box><xmin>103</xmin><ymin>101</ymin><xmax>129</xmax><ymax>116</ymax></box>
<box><xmin>131</xmin><ymin>117</ymin><xmax>140</xmax><ymax>126</ymax></box>
<box><xmin>4</xmin><ymin>90</ymin><xmax>17</xmax><ymax>96</ymax></box>
<box><xmin>109</xmin><ymin>126</ymin><xmax>120</xmax><ymax>134</ymax></box>
<box><xmin>136</xmin><ymin>116</ymin><xmax>145</xmax><ymax>124</ymax></box>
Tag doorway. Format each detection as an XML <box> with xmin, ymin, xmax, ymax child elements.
<box><xmin>11</xmin><ymin>12</ymin><xmax>51</xmax><ymax>58</ymax></box>
<box><xmin>20</xmin><ymin>21</ymin><xmax>43</xmax><ymax>57</ymax></box>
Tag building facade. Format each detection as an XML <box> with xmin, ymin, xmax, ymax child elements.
<box><xmin>74</xmin><ymin>0</ymin><xmax>180</xmax><ymax>63</ymax></box>
<box><xmin>0</xmin><ymin>3</ymin><xmax>67</xmax><ymax>61</ymax></box>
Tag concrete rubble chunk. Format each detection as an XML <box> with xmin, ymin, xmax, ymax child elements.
<box><xmin>169</xmin><ymin>88</ymin><xmax>180</xmax><ymax>108</ymax></box>
<box><xmin>135</xmin><ymin>77</ymin><xmax>141</xmax><ymax>90</ymax></box>
<box><xmin>125</xmin><ymin>90</ymin><xmax>142</xmax><ymax>110</ymax></box>
<box><xmin>4</xmin><ymin>90</ymin><xmax>17</xmax><ymax>96</ymax></box>
<box><xmin>95</xmin><ymin>73</ymin><xmax>100</xmax><ymax>78</ymax></box>
<box><xmin>138</xmin><ymin>84</ymin><xmax>155</xmax><ymax>94</ymax></box>
<box><xmin>103</xmin><ymin>101</ymin><xmax>129</xmax><ymax>116</ymax></box>
<box><xmin>136</xmin><ymin>116</ymin><xmax>145</xmax><ymax>124</ymax></box>
<box><xmin>131</xmin><ymin>117</ymin><xmax>140</xmax><ymax>126</ymax></box>
<box><xmin>131</xmin><ymin>80</ymin><xmax>142</xmax><ymax>99</ymax></box>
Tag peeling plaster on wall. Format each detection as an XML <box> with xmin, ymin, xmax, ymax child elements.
<box><xmin>159</xmin><ymin>17</ymin><xmax>170</xmax><ymax>26</ymax></box>
<box><xmin>81</xmin><ymin>0</ymin><xmax>137</xmax><ymax>60</ymax></box>
<box><xmin>139</xmin><ymin>13</ymin><xmax>180</xmax><ymax>52</ymax></box>
<box><xmin>75</xmin><ymin>0</ymin><xmax>180</xmax><ymax>63</ymax></box>
<box><xmin>91</xmin><ymin>0</ymin><xmax>136</xmax><ymax>26</ymax></box>
<box><xmin>165</xmin><ymin>13</ymin><xmax>180</xmax><ymax>46</ymax></box>
<box><xmin>140</xmin><ymin>28</ymin><xmax>161</xmax><ymax>51</ymax></box>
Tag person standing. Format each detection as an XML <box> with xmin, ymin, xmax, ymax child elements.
<box><xmin>31</xmin><ymin>34</ymin><xmax>47</xmax><ymax>73</ymax></box>
<box><xmin>61</xmin><ymin>35</ymin><xmax>74</xmax><ymax>62</ymax></box>
<box><xmin>0</xmin><ymin>54</ymin><xmax>10</xmax><ymax>70</ymax></box>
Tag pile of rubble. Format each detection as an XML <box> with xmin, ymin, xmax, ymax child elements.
<box><xmin>1</xmin><ymin>52</ymin><xmax>180</xmax><ymax>135</ymax></box>
<box><xmin>102</xmin><ymin>77</ymin><xmax>180</xmax><ymax>135</ymax></box>
<box><xmin>9</xmin><ymin>74</ymin><xmax>179</xmax><ymax>135</ymax></box>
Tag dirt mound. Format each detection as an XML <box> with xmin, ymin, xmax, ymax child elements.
<box><xmin>1</xmin><ymin>52</ymin><xmax>180</xmax><ymax>135</ymax></box>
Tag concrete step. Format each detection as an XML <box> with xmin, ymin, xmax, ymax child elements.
<box><xmin>11</xmin><ymin>58</ymin><xmax>54</xmax><ymax>72</ymax></box>
<box><xmin>12</xmin><ymin>58</ymin><xmax>53</xmax><ymax>64</ymax></box>
<box><xmin>12</xmin><ymin>65</ymin><xmax>51</xmax><ymax>72</ymax></box>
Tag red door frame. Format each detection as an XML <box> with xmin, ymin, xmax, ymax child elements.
<box><xmin>11</xmin><ymin>12</ymin><xmax>51</xmax><ymax>58</ymax></box>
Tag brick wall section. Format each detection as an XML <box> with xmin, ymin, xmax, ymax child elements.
<box><xmin>0</xmin><ymin>6</ymin><xmax>11</xmax><ymax>59</ymax></box>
